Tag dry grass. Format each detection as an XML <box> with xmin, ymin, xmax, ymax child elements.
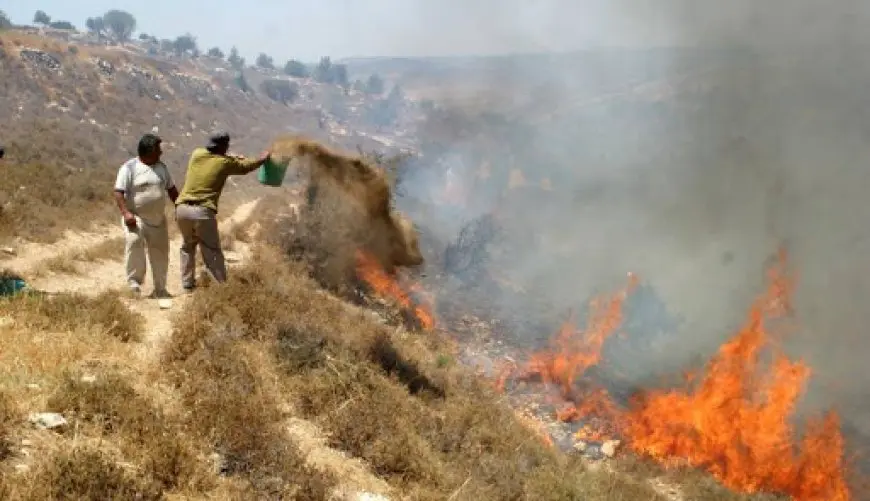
<box><xmin>160</xmin><ymin>246</ymin><xmax>677</xmax><ymax>500</ymax></box>
<box><xmin>33</xmin><ymin>236</ymin><xmax>125</xmax><ymax>277</ymax></box>
<box><xmin>0</xmin><ymin>290</ymin><xmax>144</xmax><ymax>342</ymax></box>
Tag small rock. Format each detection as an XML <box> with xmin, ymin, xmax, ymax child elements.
<box><xmin>25</xmin><ymin>383</ymin><xmax>40</xmax><ymax>391</ymax></box>
<box><xmin>28</xmin><ymin>412</ymin><xmax>67</xmax><ymax>431</ymax></box>
<box><xmin>14</xmin><ymin>464</ymin><xmax>29</xmax><ymax>474</ymax></box>
<box><xmin>80</xmin><ymin>374</ymin><xmax>96</xmax><ymax>383</ymax></box>
<box><xmin>1</xmin><ymin>247</ymin><xmax>16</xmax><ymax>255</ymax></box>
<box><xmin>573</xmin><ymin>440</ymin><xmax>588</xmax><ymax>452</ymax></box>
<box><xmin>601</xmin><ymin>439</ymin><xmax>621</xmax><ymax>458</ymax></box>
<box><xmin>20</xmin><ymin>439</ymin><xmax>32</xmax><ymax>447</ymax></box>
<box><xmin>224</xmin><ymin>251</ymin><xmax>241</xmax><ymax>263</ymax></box>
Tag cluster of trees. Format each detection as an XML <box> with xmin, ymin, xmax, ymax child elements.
<box><xmin>32</xmin><ymin>10</ymin><xmax>76</xmax><ymax>30</ymax></box>
<box><xmin>18</xmin><ymin>7</ymin><xmax>403</xmax><ymax>112</ymax></box>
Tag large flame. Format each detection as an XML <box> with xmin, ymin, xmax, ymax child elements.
<box><xmin>355</xmin><ymin>250</ymin><xmax>435</xmax><ymax>329</ymax></box>
<box><xmin>511</xmin><ymin>250</ymin><xmax>851</xmax><ymax>500</ymax></box>
<box><xmin>622</xmin><ymin>251</ymin><xmax>850</xmax><ymax>500</ymax></box>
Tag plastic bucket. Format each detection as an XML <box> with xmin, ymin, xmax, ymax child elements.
<box><xmin>258</xmin><ymin>158</ymin><xmax>288</xmax><ymax>187</ymax></box>
<box><xmin>0</xmin><ymin>277</ymin><xmax>28</xmax><ymax>297</ymax></box>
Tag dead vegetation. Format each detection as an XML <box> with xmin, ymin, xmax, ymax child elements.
<box><xmin>155</xmin><ymin>246</ymin><xmax>673</xmax><ymax>500</ymax></box>
<box><xmin>0</xmin><ymin>290</ymin><xmax>143</xmax><ymax>342</ymax></box>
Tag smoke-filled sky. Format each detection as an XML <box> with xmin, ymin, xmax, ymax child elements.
<box><xmin>6</xmin><ymin>0</ymin><xmax>870</xmax><ymax>62</ymax></box>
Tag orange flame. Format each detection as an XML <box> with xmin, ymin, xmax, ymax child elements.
<box><xmin>354</xmin><ymin>250</ymin><xmax>435</xmax><ymax>330</ymax></box>
<box><xmin>509</xmin><ymin>250</ymin><xmax>852</xmax><ymax>500</ymax></box>
<box><xmin>517</xmin><ymin>273</ymin><xmax>638</xmax><ymax>425</ymax></box>
<box><xmin>623</xmin><ymin>251</ymin><xmax>851</xmax><ymax>500</ymax></box>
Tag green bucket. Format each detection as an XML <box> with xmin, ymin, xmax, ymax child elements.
<box><xmin>258</xmin><ymin>158</ymin><xmax>288</xmax><ymax>187</ymax></box>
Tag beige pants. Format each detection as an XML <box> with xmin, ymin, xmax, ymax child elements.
<box><xmin>124</xmin><ymin>215</ymin><xmax>170</xmax><ymax>292</ymax></box>
<box><xmin>175</xmin><ymin>203</ymin><xmax>226</xmax><ymax>288</ymax></box>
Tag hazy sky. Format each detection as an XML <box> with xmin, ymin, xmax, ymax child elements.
<box><xmin>2</xmin><ymin>0</ymin><xmax>695</xmax><ymax>62</ymax></box>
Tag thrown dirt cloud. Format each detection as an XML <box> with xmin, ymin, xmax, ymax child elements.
<box><xmin>394</xmin><ymin>0</ymin><xmax>870</xmax><ymax>446</ymax></box>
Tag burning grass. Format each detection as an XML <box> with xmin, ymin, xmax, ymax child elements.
<box><xmin>159</xmin><ymin>245</ymin><xmax>678</xmax><ymax>500</ymax></box>
<box><xmin>501</xmin><ymin>249</ymin><xmax>852</xmax><ymax>501</ymax></box>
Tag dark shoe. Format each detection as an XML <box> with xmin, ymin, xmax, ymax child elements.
<box><xmin>149</xmin><ymin>289</ymin><xmax>173</xmax><ymax>299</ymax></box>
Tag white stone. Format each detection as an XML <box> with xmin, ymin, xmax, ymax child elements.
<box><xmin>28</xmin><ymin>412</ymin><xmax>67</xmax><ymax>430</ymax></box>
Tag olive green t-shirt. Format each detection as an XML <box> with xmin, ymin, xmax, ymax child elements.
<box><xmin>176</xmin><ymin>148</ymin><xmax>260</xmax><ymax>213</ymax></box>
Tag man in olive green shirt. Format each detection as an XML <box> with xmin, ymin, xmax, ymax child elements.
<box><xmin>175</xmin><ymin>131</ymin><xmax>270</xmax><ymax>291</ymax></box>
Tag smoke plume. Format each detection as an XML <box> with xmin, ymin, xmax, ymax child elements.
<box><xmin>390</xmin><ymin>0</ymin><xmax>870</xmax><ymax>450</ymax></box>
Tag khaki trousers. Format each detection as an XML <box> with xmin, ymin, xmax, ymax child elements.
<box><xmin>123</xmin><ymin>215</ymin><xmax>170</xmax><ymax>292</ymax></box>
<box><xmin>175</xmin><ymin>203</ymin><xmax>226</xmax><ymax>288</ymax></box>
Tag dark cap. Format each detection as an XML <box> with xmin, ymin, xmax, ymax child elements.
<box><xmin>206</xmin><ymin>130</ymin><xmax>230</xmax><ymax>150</ymax></box>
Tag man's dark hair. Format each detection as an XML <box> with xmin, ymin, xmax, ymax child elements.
<box><xmin>0</xmin><ymin>144</ymin><xmax>5</xmax><ymax>159</ymax></box>
<box><xmin>137</xmin><ymin>134</ymin><xmax>162</xmax><ymax>158</ymax></box>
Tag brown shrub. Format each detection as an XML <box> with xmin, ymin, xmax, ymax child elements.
<box><xmin>21</xmin><ymin>447</ymin><xmax>164</xmax><ymax>501</ymax></box>
<box><xmin>2</xmin><ymin>290</ymin><xmax>144</xmax><ymax>342</ymax></box>
<box><xmin>166</xmin><ymin>312</ymin><xmax>334</xmax><ymax>498</ymax></box>
<box><xmin>0</xmin><ymin>391</ymin><xmax>18</xmax><ymax>462</ymax></box>
<box><xmin>45</xmin><ymin>373</ymin><xmax>203</xmax><ymax>492</ymax></box>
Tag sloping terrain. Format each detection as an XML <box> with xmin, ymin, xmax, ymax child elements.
<box><xmin>0</xmin><ymin>28</ymin><xmax>857</xmax><ymax>501</ymax></box>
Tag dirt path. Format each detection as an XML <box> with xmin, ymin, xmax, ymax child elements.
<box><xmin>6</xmin><ymin>197</ymin><xmax>395</xmax><ymax>500</ymax></box>
<box><xmin>26</xmin><ymin>199</ymin><xmax>261</xmax><ymax>358</ymax></box>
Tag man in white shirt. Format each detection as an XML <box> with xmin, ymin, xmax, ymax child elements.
<box><xmin>113</xmin><ymin>134</ymin><xmax>179</xmax><ymax>298</ymax></box>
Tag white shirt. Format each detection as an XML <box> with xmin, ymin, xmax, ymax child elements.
<box><xmin>114</xmin><ymin>157</ymin><xmax>175</xmax><ymax>226</ymax></box>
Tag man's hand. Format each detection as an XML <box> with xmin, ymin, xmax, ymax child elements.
<box><xmin>258</xmin><ymin>150</ymin><xmax>271</xmax><ymax>163</ymax></box>
<box><xmin>123</xmin><ymin>211</ymin><xmax>137</xmax><ymax>229</ymax></box>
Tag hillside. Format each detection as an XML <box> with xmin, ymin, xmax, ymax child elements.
<box><xmin>0</xmin><ymin>27</ymin><xmax>417</xmax><ymax>245</ymax></box>
<box><xmin>0</xmin><ymin>26</ymin><xmax>861</xmax><ymax>501</ymax></box>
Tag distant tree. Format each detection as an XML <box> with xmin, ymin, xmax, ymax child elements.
<box><xmin>387</xmin><ymin>84</ymin><xmax>404</xmax><ymax>104</ymax></box>
<box><xmin>0</xmin><ymin>10</ymin><xmax>11</xmax><ymax>30</ymax></box>
<box><xmin>365</xmin><ymin>73</ymin><xmax>385</xmax><ymax>95</ymax></box>
<box><xmin>227</xmin><ymin>46</ymin><xmax>244</xmax><ymax>70</ymax></box>
<box><xmin>49</xmin><ymin>20</ymin><xmax>75</xmax><ymax>30</ymax></box>
<box><xmin>314</xmin><ymin>56</ymin><xmax>333</xmax><ymax>83</ymax></box>
<box><xmin>138</xmin><ymin>33</ymin><xmax>150</xmax><ymax>41</ymax></box>
<box><xmin>235</xmin><ymin>72</ymin><xmax>251</xmax><ymax>93</ymax></box>
<box><xmin>207</xmin><ymin>47</ymin><xmax>224</xmax><ymax>59</ymax></box>
<box><xmin>85</xmin><ymin>17</ymin><xmax>104</xmax><ymax>37</ymax></box>
<box><xmin>255</xmin><ymin>53</ymin><xmax>274</xmax><ymax>70</ymax></box>
<box><xmin>102</xmin><ymin>9</ymin><xmax>136</xmax><ymax>43</ymax></box>
<box><xmin>260</xmin><ymin>79</ymin><xmax>299</xmax><ymax>104</ymax></box>
<box><xmin>159</xmin><ymin>39</ymin><xmax>174</xmax><ymax>53</ymax></box>
<box><xmin>33</xmin><ymin>10</ymin><xmax>51</xmax><ymax>26</ymax></box>
<box><xmin>352</xmin><ymin>79</ymin><xmax>366</xmax><ymax>92</ymax></box>
<box><xmin>332</xmin><ymin>63</ymin><xmax>349</xmax><ymax>88</ymax></box>
<box><xmin>283</xmin><ymin>59</ymin><xmax>308</xmax><ymax>78</ymax></box>
<box><xmin>172</xmin><ymin>33</ymin><xmax>198</xmax><ymax>57</ymax></box>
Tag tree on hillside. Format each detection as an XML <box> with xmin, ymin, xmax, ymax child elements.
<box><xmin>0</xmin><ymin>10</ymin><xmax>11</xmax><ymax>30</ymax></box>
<box><xmin>256</xmin><ymin>53</ymin><xmax>274</xmax><ymax>70</ymax></box>
<box><xmin>314</xmin><ymin>56</ymin><xmax>332</xmax><ymax>83</ymax></box>
<box><xmin>332</xmin><ymin>63</ymin><xmax>349</xmax><ymax>88</ymax></box>
<box><xmin>102</xmin><ymin>10</ymin><xmax>136</xmax><ymax>43</ymax></box>
<box><xmin>313</xmin><ymin>57</ymin><xmax>348</xmax><ymax>87</ymax></box>
<box><xmin>172</xmin><ymin>33</ymin><xmax>198</xmax><ymax>57</ymax></box>
<box><xmin>49</xmin><ymin>20</ymin><xmax>75</xmax><ymax>30</ymax></box>
<box><xmin>387</xmin><ymin>83</ymin><xmax>405</xmax><ymax>104</ymax></box>
<box><xmin>260</xmin><ymin>79</ymin><xmax>299</xmax><ymax>104</ymax></box>
<box><xmin>365</xmin><ymin>73</ymin><xmax>385</xmax><ymax>95</ymax></box>
<box><xmin>33</xmin><ymin>10</ymin><xmax>51</xmax><ymax>26</ymax></box>
<box><xmin>207</xmin><ymin>47</ymin><xmax>224</xmax><ymax>59</ymax></box>
<box><xmin>85</xmin><ymin>16</ymin><xmax>104</xmax><ymax>37</ymax></box>
<box><xmin>283</xmin><ymin>59</ymin><xmax>308</xmax><ymax>78</ymax></box>
<box><xmin>227</xmin><ymin>46</ymin><xmax>245</xmax><ymax>70</ymax></box>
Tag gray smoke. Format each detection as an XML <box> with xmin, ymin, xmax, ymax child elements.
<box><xmin>388</xmin><ymin>0</ymin><xmax>870</xmax><ymax>464</ymax></box>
